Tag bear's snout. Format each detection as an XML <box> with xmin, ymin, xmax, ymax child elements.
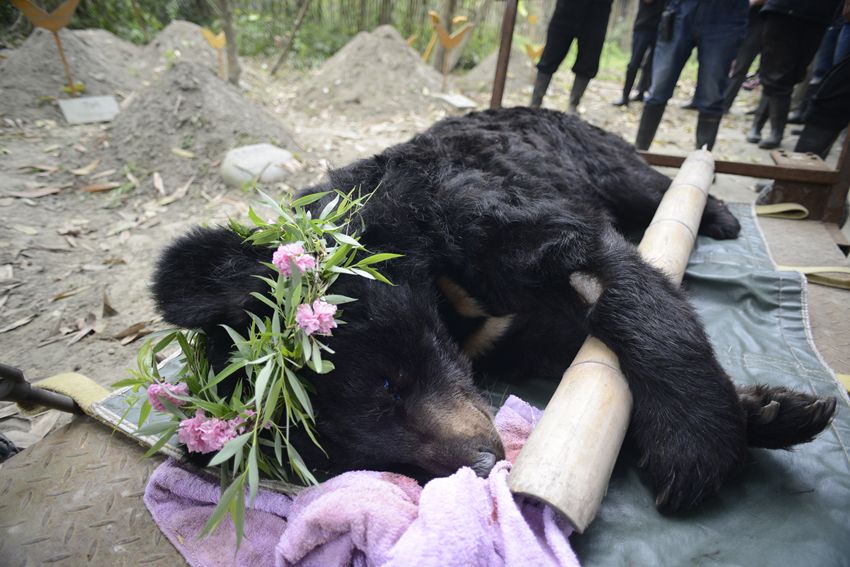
<box><xmin>471</xmin><ymin>449</ymin><xmax>500</xmax><ymax>477</ymax></box>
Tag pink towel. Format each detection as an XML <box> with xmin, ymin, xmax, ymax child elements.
<box><xmin>144</xmin><ymin>395</ymin><xmax>580</xmax><ymax>567</ymax></box>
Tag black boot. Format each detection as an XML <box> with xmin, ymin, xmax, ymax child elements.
<box><xmin>569</xmin><ymin>75</ymin><xmax>591</xmax><ymax>114</ymax></box>
<box><xmin>794</xmin><ymin>124</ymin><xmax>841</xmax><ymax>159</ymax></box>
<box><xmin>630</xmin><ymin>91</ymin><xmax>645</xmax><ymax>102</ymax></box>
<box><xmin>759</xmin><ymin>94</ymin><xmax>791</xmax><ymax>149</ymax></box>
<box><xmin>530</xmin><ymin>71</ymin><xmax>552</xmax><ymax>109</ymax></box>
<box><xmin>635</xmin><ymin>103</ymin><xmax>666</xmax><ymax>150</ymax></box>
<box><xmin>746</xmin><ymin>96</ymin><xmax>769</xmax><ymax>144</ymax></box>
<box><xmin>613</xmin><ymin>66</ymin><xmax>639</xmax><ymax>107</ymax></box>
<box><xmin>681</xmin><ymin>99</ymin><xmax>697</xmax><ymax>110</ymax></box>
<box><xmin>696</xmin><ymin>113</ymin><xmax>722</xmax><ymax>151</ymax></box>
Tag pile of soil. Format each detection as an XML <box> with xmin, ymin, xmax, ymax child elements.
<box><xmin>295</xmin><ymin>25</ymin><xmax>444</xmax><ymax>117</ymax></box>
<box><xmin>455</xmin><ymin>47</ymin><xmax>532</xmax><ymax>96</ymax></box>
<box><xmin>0</xmin><ymin>28</ymin><xmax>144</xmax><ymax>120</ymax></box>
<box><xmin>108</xmin><ymin>61</ymin><xmax>298</xmax><ymax>181</ymax></box>
<box><xmin>144</xmin><ymin>20</ymin><xmax>217</xmax><ymax>70</ymax></box>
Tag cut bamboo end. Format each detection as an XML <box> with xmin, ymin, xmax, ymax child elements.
<box><xmin>508</xmin><ymin>150</ymin><xmax>716</xmax><ymax>532</ymax></box>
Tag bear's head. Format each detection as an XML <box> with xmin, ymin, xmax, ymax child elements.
<box><xmin>152</xmin><ymin>227</ymin><xmax>505</xmax><ymax>478</ymax></box>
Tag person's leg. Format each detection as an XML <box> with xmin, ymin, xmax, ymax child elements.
<box><xmin>615</xmin><ymin>27</ymin><xmax>654</xmax><ymax>106</ymax></box>
<box><xmin>532</xmin><ymin>0</ymin><xmax>580</xmax><ymax>108</ymax></box>
<box><xmin>692</xmin><ymin>0</ymin><xmax>748</xmax><ymax>149</ymax></box>
<box><xmin>722</xmin><ymin>7</ymin><xmax>764</xmax><ymax>112</ymax></box>
<box><xmin>759</xmin><ymin>13</ymin><xmax>827</xmax><ymax>149</ymax></box>
<box><xmin>570</xmin><ymin>0</ymin><xmax>613</xmax><ymax>113</ymax></box>
<box><xmin>833</xmin><ymin>21</ymin><xmax>850</xmax><ymax>64</ymax></box>
<box><xmin>636</xmin><ymin>0</ymin><xmax>697</xmax><ymax>150</ymax></box>
<box><xmin>634</xmin><ymin>38</ymin><xmax>656</xmax><ymax>99</ymax></box>
<box><xmin>795</xmin><ymin>56</ymin><xmax>850</xmax><ymax>158</ymax></box>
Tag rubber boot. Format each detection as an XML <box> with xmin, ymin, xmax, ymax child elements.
<box><xmin>681</xmin><ymin>98</ymin><xmax>697</xmax><ymax>111</ymax></box>
<box><xmin>530</xmin><ymin>71</ymin><xmax>552</xmax><ymax>109</ymax></box>
<box><xmin>613</xmin><ymin>66</ymin><xmax>639</xmax><ymax>107</ymax></box>
<box><xmin>758</xmin><ymin>94</ymin><xmax>791</xmax><ymax>149</ymax></box>
<box><xmin>568</xmin><ymin>75</ymin><xmax>591</xmax><ymax>114</ymax></box>
<box><xmin>695</xmin><ymin>113</ymin><xmax>722</xmax><ymax>151</ymax></box>
<box><xmin>746</xmin><ymin>96</ymin><xmax>769</xmax><ymax>143</ymax></box>
<box><xmin>630</xmin><ymin>91</ymin><xmax>645</xmax><ymax>102</ymax></box>
<box><xmin>794</xmin><ymin>124</ymin><xmax>841</xmax><ymax>159</ymax></box>
<box><xmin>635</xmin><ymin>103</ymin><xmax>666</xmax><ymax>150</ymax></box>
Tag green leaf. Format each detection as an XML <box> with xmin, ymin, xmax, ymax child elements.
<box><xmin>332</xmin><ymin>232</ymin><xmax>363</xmax><ymax>248</ymax></box>
<box><xmin>248</xmin><ymin>291</ymin><xmax>279</xmax><ymax>312</ymax></box>
<box><xmin>358</xmin><ymin>266</ymin><xmax>393</xmax><ymax>285</ymax></box>
<box><xmin>319</xmin><ymin>194</ymin><xmax>340</xmax><ymax>220</ymax></box>
<box><xmin>350</xmin><ymin>267</ymin><xmax>375</xmax><ymax>280</ymax></box>
<box><xmin>142</xmin><ymin>425</ymin><xmax>177</xmax><ymax>457</ymax></box>
<box><xmin>137</xmin><ymin>399</ymin><xmax>152</xmax><ymax>428</ymax></box>
<box><xmin>291</xmin><ymin>191</ymin><xmax>330</xmax><ymax>208</ymax></box>
<box><xmin>274</xmin><ymin>431</ymin><xmax>283</xmax><ymax>466</ymax></box>
<box><xmin>264</xmin><ymin>378</ymin><xmax>282</xmax><ymax>425</ymax></box>
<box><xmin>285</xmin><ymin>367</ymin><xmax>314</xmax><ymax>420</ymax></box>
<box><xmin>231</xmin><ymin>482</ymin><xmax>245</xmax><ymax>551</ymax></box>
<box><xmin>253</xmin><ymin>361</ymin><xmax>274</xmax><ymax>411</ymax></box>
<box><xmin>256</xmin><ymin>188</ymin><xmax>287</xmax><ymax>218</ymax></box>
<box><xmin>321</xmin><ymin>294</ymin><xmax>357</xmax><ymax>305</ymax></box>
<box><xmin>354</xmin><ymin>252</ymin><xmax>403</xmax><ymax>267</ymax></box>
<box><xmin>136</xmin><ymin>419</ymin><xmax>177</xmax><ymax>437</ymax></box>
<box><xmin>200</xmin><ymin>359</ymin><xmax>248</xmax><ymax>393</ymax></box>
<box><xmin>208</xmin><ymin>432</ymin><xmax>252</xmax><ymax>467</ymax></box>
<box><xmin>300</xmin><ymin>331</ymin><xmax>312</xmax><ymax>361</ymax></box>
<box><xmin>323</xmin><ymin>243</ymin><xmax>351</xmax><ymax>269</ymax></box>
<box><xmin>248</xmin><ymin>443</ymin><xmax>259</xmax><ymax>505</ymax></box>
<box><xmin>200</xmin><ymin>473</ymin><xmax>245</xmax><ymax>538</ymax></box>
<box><xmin>112</xmin><ymin>377</ymin><xmax>144</xmax><ymax>389</ymax></box>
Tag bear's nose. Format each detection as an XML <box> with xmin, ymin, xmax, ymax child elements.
<box><xmin>470</xmin><ymin>450</ymin><xmax>499</xmax><ymax>477</ymax></box>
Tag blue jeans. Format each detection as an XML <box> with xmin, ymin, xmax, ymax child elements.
<box><xmin>645</xmin><ymin>0</ymin><xmax>748</xmax><ymax>115</ymax></box>
<box><xmin>835</xmin><ymin>22</ymin><xmax>850</xmax><ymax>65</ymax></box>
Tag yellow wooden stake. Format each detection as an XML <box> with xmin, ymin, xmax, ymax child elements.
<box><xmin>10</xmin><ymin>0</ymin><xmax>82</xmax><ymax>95</ymax></box>
<box><xmin>201</xmin><ymin>27</ymin><xmax>227</xmax><ymax>80</ymax></box>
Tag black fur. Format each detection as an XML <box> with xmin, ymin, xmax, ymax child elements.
<box><xmin>153</xmin><ymin>107</ymin><xmax>835</xmax><ymax>511</ymax></box>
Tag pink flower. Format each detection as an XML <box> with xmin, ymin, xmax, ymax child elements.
<box><xmin>272</xmin><ymin>243</ymin><xmax>316</xmax><ymax>276</ymax></box>
<box><xmin>177</xmin><ymin>410</ymin><xmax>239</xmax><ymax>453</ymax></box>
<box><xmin>295</xmin><ymin>299</ymin><xmax>337</xmax><ymax>336</ymax></box>
<box><xmin>147</xmin><ymin>382</ymin><xmax>189</xmax><ymax>412</ymax></box>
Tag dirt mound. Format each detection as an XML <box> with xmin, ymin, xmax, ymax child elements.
<box><xmin>0</xmin><ymin>28</ymin><xmax>144</xmax><ymax>120</ymax></box>
<box><xmin>108</xmin><ymin>61</ymin><xmax>297</xmax><ymax>181</ymax></box>
<box><xmin>295</xmin><ymin>25</ymin><xmax>444</xmax><ymax>117</ymax></box>
<box><xmin>455</xmin><ymin>47</ymin><xmax>532</xmax><ymax>96</ymax></box>
<box><xmin>144</xmin><ymin>20</ymin><xmax>217</xmax><ymax>70</ymax></box>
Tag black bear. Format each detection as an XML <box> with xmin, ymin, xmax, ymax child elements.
<box><xmin>154</xmin><ymin>107</ymin><xmax>836</xmax><ymax>512</ymax></box>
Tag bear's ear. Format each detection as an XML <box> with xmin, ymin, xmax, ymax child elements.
<box><xmin>152</xmin><ymin>227</ymin><xmax>272</xmax><ymax>331</ymax></box>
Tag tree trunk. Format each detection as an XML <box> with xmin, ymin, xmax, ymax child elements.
<box><xmin>218</xmin><ymin>0</ymin><xmax>241</xmax><ymax>86</ymax></box>
<box><xmin>445</xmin><ymin>0</ymin><xmax>493</xmax><ymax>72</ymax></box>
<box><xmin>379</xmin><ymin>0</ymin><xmax>392</xmax><ymax>25</ymax></box>
<box><xmin>432</xmin><ymin>0</ymin><xmax>457</xmax><ymax>70</ymax></box>
<box><xmin>358</xmin><ymin>0</ymin><xmax>368</xmax><ymax>31</ymax></box>
<box><xmin>270</xmin><ymin>0</ymin><xmax>312</xmax><ymax>76</ymax></box>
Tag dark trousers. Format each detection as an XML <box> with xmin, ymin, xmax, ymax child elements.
<box><xmin>722</xmin><ymin>7</ymin><xmax>764</xmax><ymax>110</ymax></box>
<box><xmin>537</xmin><ymin>0</ymin><xmax>613</xmax><ymax>79</ymax></box>
<box><xmin>624</xmin><ymin>27</ymin><xmax>658</xmax><ymax>96</ymax></box>
<box><xmin>647</xmin><ymin>0</ymin><xmax>748</xmax><ymax>115</ymax></box>
<box><xmin>806</xmin><ymin>56</ymin><xmax>850</xmax><ymax>130</ymax></box>
<box><xmin>760</xmin><ymin>12</ymin><xmax>829</xmax><ymax>97</ymax></box>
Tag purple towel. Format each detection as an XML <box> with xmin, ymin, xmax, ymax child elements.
<box><xmin>144</xmin><ymin>395</ymin><xmax>580</xmax><ymax>567</ymax></box>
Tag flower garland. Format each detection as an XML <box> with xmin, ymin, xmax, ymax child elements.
<box><xmin>115</xmin><ymin>189</ymin><xmax>398</xmax><ymax>546</ymax></box>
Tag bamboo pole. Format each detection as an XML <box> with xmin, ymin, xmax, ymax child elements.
<box><xmin>508</xmin><ymin>150</ymin><xmax>715</xmax><ymax>533</ymax></box>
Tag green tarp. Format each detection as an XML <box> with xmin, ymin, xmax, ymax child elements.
<box><xmin>569</xmin><ymin>204</ymin><xmax>850</xmax><ymax>566</ymax></box>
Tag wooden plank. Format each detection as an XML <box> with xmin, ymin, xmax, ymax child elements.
<box><xmin>639</xmin><ymin>151</ymin><xmax>840</xmax><ymax>185</ymax></box>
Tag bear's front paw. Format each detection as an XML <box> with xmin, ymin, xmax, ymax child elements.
<box><xmin>699</xmin><ymin>199</ymin><xmax>741</xmax><ymax>240</ymax></box>
<box><xmin>634</xmin><ymin>411</ymin><xmax>747</xmax><ymax>512</ymax></box>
